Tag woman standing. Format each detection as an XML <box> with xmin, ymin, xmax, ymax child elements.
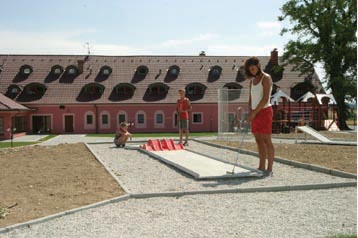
<box><xmin>245</xmin><ymin>57</ymin><xmax>275</xmax><ymax>176</ymax></box>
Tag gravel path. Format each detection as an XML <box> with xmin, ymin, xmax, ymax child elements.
<box><xmin>5</xmin><ymin>188</ymin><xmax>357</xmax><ymax>238</ymax></box>
<box><xmin>2</xmin><ymin>138</ymin><xmax>356</xmax><ymax>238</ymax></box>
<box><xmin>89</xmin><ymin>141</ymin><xmax>356</xmax><ymax>194</ymax></box>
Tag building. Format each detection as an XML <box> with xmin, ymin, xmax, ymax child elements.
<box><xmin>0</xmin><ymin>50</ymin><xmax>325</xmax><ymax>140</ymax></box>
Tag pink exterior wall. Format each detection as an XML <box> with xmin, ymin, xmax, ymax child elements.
<box><xmin>0</xmin><ymin>111</ymin><xmax>30</xmax><ymax>140</ymax></box>
<box><xmin>25</xmin><ymin>103</ymin><xmax>219</xmax><ymax>135</ymax></box>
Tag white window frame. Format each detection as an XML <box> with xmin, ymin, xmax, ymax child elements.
<box><xmin>154</xmin><ymin>110</ymin><xmax>164</xmax><ymax>128</ymax></box>
<box><xmin>192</xmin><ymin>112</ymin><xmax>203</xmax><ymax>124</ymax></box>
<box><xmin>117</xmin><ymin>111</ymin><xmax>127</xmax><ymax>127</ymax></box>
<box><xmin>100</xmin><ymin>111</ymin><xmax>111</xmax><ymax>129</ymax></box>
<box><xmin>84</xmin><ymin>111</ymin><xmax>95</xmax><ymax>130</ymax></box>
<box><xmin>135</xmin><ymin>110</ymin><xmax>146</xmax><ymax>129</ymax></box>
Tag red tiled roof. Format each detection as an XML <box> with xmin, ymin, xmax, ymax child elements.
<box><xmin>0</xmin><ymin>93</ymin><xmax>32</xmax><ymax>111</ymax></box>
<box><xmin>0</xmin><ymin>54</ymin><xmax>323</xmax><ymax>105</ymax></box>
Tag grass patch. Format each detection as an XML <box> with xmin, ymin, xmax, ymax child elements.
<box><xmin>38</xmin><ymin>134</ymin><xmax>58</xmax><ymax>141</ymax></box>
<box><xmin>86</xmin><ymin>132</ymin><xmax>217</xmax><ymax>138</ymax></box>
<box><xmin>0</xmin><ymin>142</ymin><xmax>38</xmax><ymax>148</ymax></box>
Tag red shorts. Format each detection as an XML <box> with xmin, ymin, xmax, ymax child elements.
<box><xmin>251</xmin><ymin>106</ymin><xmax>273</xmax><ymax>134</ymax></box>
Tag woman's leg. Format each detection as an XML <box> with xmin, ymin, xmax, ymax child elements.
<box><xmin>254</xmin><ymin>133</ymin><xmax>267</xmax><ymax>171</ymax></box>
<box><xmin>263</xmin><ymin>134</ymin><xmax>275</xmax><ymax>171</ymax></box>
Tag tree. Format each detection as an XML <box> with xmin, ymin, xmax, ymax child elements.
<box><xmin>279</xmin><ymin>0</ymin><xmax>357</xmax><ymax>130</ymax></box>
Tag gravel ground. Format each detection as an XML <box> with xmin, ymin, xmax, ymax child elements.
<box><xmin>89</xmin><ymin>142</ymin><xmax>355</xmax><ymax>194</ymax></box>
<box><xmin>2</xmin><ymin>137</ymin><xmax>356</xmax><ymax>238</ymax></box>
<box><xmin>5</xmin><ymin>188</ymin><xmax>356</xmax><ymax>238</ymax></box>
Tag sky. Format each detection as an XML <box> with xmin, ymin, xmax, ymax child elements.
<box><xmin>0</xmin><ymin>0</ymin><xmax>293</xmax><ymax>57</ymax></box>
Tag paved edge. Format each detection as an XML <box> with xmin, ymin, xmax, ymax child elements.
<box><xmin>85</xmin><ymin>143</ymin><xmax>132</xmax><ymax>194</ymax></box>
<box><xmin>0</xmin><ymin>194</ymin><xmax>131</xmax><ymax>234</ymax></box>
<box><xmin>131</xmin><ymin>181</ymin><xmax>357</xmax><ymax>199</ymax></box>
<box><xmin>193</xmin><ymin>139</ymin><xmax>357</xmax><ymax>179</ymax></box>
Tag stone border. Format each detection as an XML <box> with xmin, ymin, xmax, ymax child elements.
<box><xmin>0</xmin><ymin>194</ymin><xmax>130</xmax><ymax>234</ymax></box>
<box><xmin>193</xmin><ymin>139</ymin><xmax>357</xmax><ymax>179</ymax></box>
<box><xmin>131</xmin><ymin>181</ymin><xmax>357</xmax><ymax>199</ymax></box>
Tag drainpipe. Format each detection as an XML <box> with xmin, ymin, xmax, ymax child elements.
<box><xmin>94</xmin><ymin>104</ymin><xmax>98</xmax><ymax>134</ymax></box>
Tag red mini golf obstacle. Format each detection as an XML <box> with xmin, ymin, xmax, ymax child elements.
<box><xmin>139</xmin><ymin>138</ymin><xmax>262</xmax><ymax>179</ymax></box>
<box><xmin>140</xmin><ymin>139</ymin><xmax>184</xmax><ymax>151</ymax></box>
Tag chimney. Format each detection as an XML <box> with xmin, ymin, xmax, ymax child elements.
<box><xmin>77</xmin><ymin>60</ymin><xmax>85</xmax><ymax>73</ymax></box>
<box><xmin>270</xmin><ymin>48</ymin><xmax>278</xmax><ymax>65</ymax></box>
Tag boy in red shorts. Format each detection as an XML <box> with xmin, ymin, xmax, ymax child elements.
<box><xmin>245</xmin><ymin>57</ymin><xmax>274</xmax><ymax>176</ymax></box>
<box><xmin>176</xmin><ymin>89</ymin><xmax>192</xmax><ymax>146</ymax></box>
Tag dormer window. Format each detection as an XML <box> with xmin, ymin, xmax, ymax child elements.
<box><xmin>236</xmin><ymin>66</ymin><xmax>245</xmax><ymax>82</ymax></box>
<box><xmin>164</xmin><ymin>65</ymin><xmax>180</xmax><ymax>82</ymax></box>
<box><xmin>20</xmin><ymin>65</ymin><xmax>33</xmax><ymax>75</ymax></box>
<box><xmin>51</xmin><ymin>65</ymin><xmax>64</xmax><ymax>75</ymax></box>
<box><xmin>168</xmin><ymin>65</ymin><xmax>180</xmax><ymax>76</ymax></box>
<box><xmin>208</xmin><ymin>65</ymin><xmax>222</xmax><ymax>82</ymax></box>
<box><xmin>114</xmin><ymin>83</ymin><xmax>136</xmax><ymax>96</ymax></box>
<box><xmin>24</xmin><ymin>83</ymin><xmax>46</xmax><ymax>96</ymax></box>
<box><xmin>223</xmin><ymin>83</ymin><xmax>242</xmax><ymax>101</ymax></box>
<box><xmin>136</xmin><ymin>65</ymin><xmax>149</xmax><ymax>76</ymax></box>
<box><xmin>100</xmin><ymin>66</ymin><xmax>112</xmax><ymax>76</ymax></box>
<box><xmin>148</xmin><ymin>83</ymin><xmax>169</xmax><ymax>95</ymax></box>
<box><xmin>66</xmin><ymin>65</ymin><xmax>79</xmax><ymax>75</ymax></box>
<box><xmin>83</xmin><ymin>83</ymin><xmax>105</xmax><ymax>97</ymax></box>
<box><xmin>6</xmin><ymin>84</ymin><xmax>22</xmax><ymax>99</ymax></box>
<box><xmin>108</xmin><ymin>83</ymin><xmax>136</xmax><ymax>101</ymax></box>
<box><xmin>186</xmin><ymin>83</ymin><xmax>207</xmax><ymax>96</ymax></box>
<box><xmin>224</xmin><ymin>82</ymin><xmax>242</xmax><ymax>90</ymax></box>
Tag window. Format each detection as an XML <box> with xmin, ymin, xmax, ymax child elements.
<box><xmin>118</xmin><ymin>113</ymin><xmax>127</xmax><ymax>124</ymax></box>
<box><xmin>86</xmin><ymin>115</ymin><xmax>93</xmax><ymax>124</ymax></box>
<box><xmin>102</xmin><ymin>114</ymin><xmax>109</xmax><ymax>125</ymax></box>
<box><xmin>12</xmin><ymin>116</ymin><xmax>26</xmax><ymax>132</ymax></box>
<box><xmin>6</xmin><ymin>85</ymin><xmax>21</xmax><ymax>99</ymax></box>
<box><xmin>186</xmin><ymin>83</ymin><xmax>207</xmax><ymax>96</ymax></box>
<box><xmin>135</xmin><ymin>111</ymin><xmax>146</xmax><ymax>128</ymax></box>
<box><xmin>192</xmin><ymin>113</ymin><xmax>203</xmax><ymax>124</ymax></box>
<box><xmin>156</xmin><ymin>114</ymin><xmax>163</xmax><ymax>124</ymax></box>
<box><xmin>20</xmin><ymin>65</ymin><xmax>33</xmax><ymax>75</ymax></box>
<box><xmin>51</xmin><ymin>65</ymin><xmax>64</xmax><ymax>75</ymax></box>
<box><xmin>66</xmin><ymin>65</ymin><xmax>78</xmax><ymax>75</ymax></box>
<box><xmin>136</xmin><ymin>65</ymin><xmax>149</xmax><ymax>76</ymax></box>
<box><xmin>24</xmin><ymin>83</ymin><xmax>46</xmax><ymax>97</ymax></box>
<box><xmin>208</xmin><ymin>65</ymin><xmax>222</xmax><ymax>82</ymax></box>
<box><xmin>10</xmin><ymin>87</ymin><xmax>19</xmax><ymax>94</ymax></box>
<box><xmin>0</xmin><ymin>117</ymin><xmax>3</xmax><ymax>135</ymax></box>
<box><xmin>137</xmin><ymin>114</ymin><xmax>144</xmax><ymax>124</ymax></box>
<box><xmin>168</xmin><ymin>65</ymin><xmax>180</xmax><ymax>76</ymax></box>
<box><xmin>84</xmin><ymin>112</ymin><xmax>95</xmax><ymax>130</ymax></box>
<box><xmin>83</xmin><ymin>83</ymin><xmax>104</xmax><ymax>97</ymax></box>
<box><xmin>147</xmin><ymin>83</ymin><xmax>169</xmax><ymax>96</ymax></box>
<box><xmin>100</xmin><ymin>66</ymin><xmax>112</xmax><ymax>76</ymax></box>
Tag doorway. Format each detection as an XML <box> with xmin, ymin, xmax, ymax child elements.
<box><xmin>32</xmin><ymin>116</ymin><xmax>51</xmax><ymax>134</ymax></box>
<box><xmin>64</xmin><ymin>115</ymin><xmax>74</xmax><ymax>133</ymax></box>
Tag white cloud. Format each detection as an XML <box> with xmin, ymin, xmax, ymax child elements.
<box><xmin>257</xmin><ymin>21</ymin><xmax>281</xmax><ymax>29</ymax></box>
<box><xmin>0</xmin><ymin>30</ymin><xmax>147</xmax><ymax>55</ymax></box>
<box><xmin>208</xmin><ymin>44</ymin><xmax>283</xmax><ymax>56</ymax></box>
<box><xmin>0</xmin><ymin>30</ymin><xmax>284</xmax><ymax>57</ymax></box>
<box><xmin>256</xmin><ymin>21</ymin><xmax>282</xmax><ymax>37</ymax></box>
<box><xmin>160</xmin><ymin>33</ymin><xmax>219</xmax><ymax>48</ymax></box>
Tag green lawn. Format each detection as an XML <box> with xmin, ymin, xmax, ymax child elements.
<box><xmin>0</xmin><ymin>142</ymin><xmax>39</xmax><ymax>148</ymax></box>
<box><xmin>86</xmin><ymin>132</ymin><xmax>217</xmax><ymax>138</ymax></box>
<box><xmin>0</xmin><ymin>134</ymin><xmax>58</xmax><ymax>148</ymax></box>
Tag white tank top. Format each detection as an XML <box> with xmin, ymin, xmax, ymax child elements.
<box><xmin>250</xmin><ymin>74</ymin><xmax>272</xmax><ymax>110</ymax></box>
